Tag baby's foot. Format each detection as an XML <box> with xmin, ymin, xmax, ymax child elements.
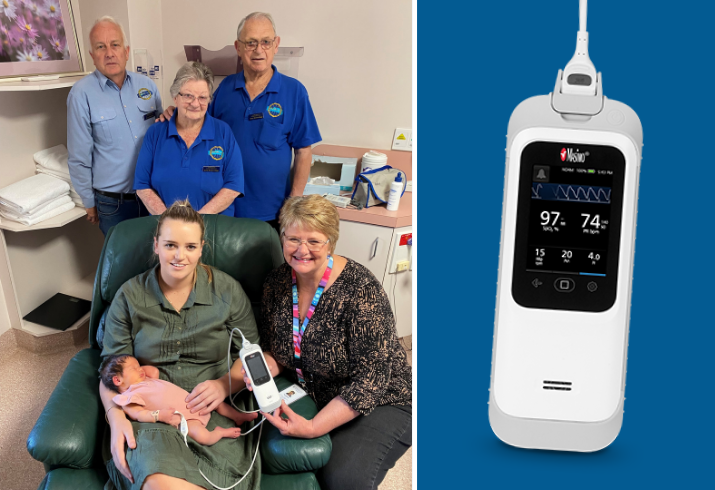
<box><xmin>217</xmin><ymin>426</ymin><xmax>242</xmax><ymax>439</ymax></box>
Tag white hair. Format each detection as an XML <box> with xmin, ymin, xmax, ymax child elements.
<box><xmin>170</xmin><ymin>62</ymin><xmax>214</xmax><ymax>99</ymax></box>
<box><xmin>90</xmin><ymin>15</ymin><xmax>128</xmax><ymax>47</ymax></box>
<box><xmin>236</xmin><ymin>12</ymin><xmax>276</xmax><ymax>40</ymax></box>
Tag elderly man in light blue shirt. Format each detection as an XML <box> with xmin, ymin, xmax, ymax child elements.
<box><xmin>67</xmin><ymin>15</ymin><xmax>161</xmax><ymax>235</ymax></box>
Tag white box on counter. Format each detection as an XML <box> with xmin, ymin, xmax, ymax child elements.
<box><xmin>303</xmin><ymin>155</ymin><xmax>358</xmax><ymax>196</ymax></box>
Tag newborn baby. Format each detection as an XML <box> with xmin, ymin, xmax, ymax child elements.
<box><xmin>100</xmin><ymin>354</ymin><xmax>257</xmax><ymax>446</ymax></box>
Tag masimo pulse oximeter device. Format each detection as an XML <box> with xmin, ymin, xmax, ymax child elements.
<box><xmin>489</xmin><ymin>0</ymin><xmax>642</xmax><ymax>451</ymax></box>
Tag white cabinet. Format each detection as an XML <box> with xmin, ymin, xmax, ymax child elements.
<box><xmin>335</xmin><ymin>221</ymin><xmax>395</xmax><ymax>280</ymax></box>
<box><xmin>335</xmin><ymin>221</ymin><xmax>413</xmax><ymax>338</ymax></box>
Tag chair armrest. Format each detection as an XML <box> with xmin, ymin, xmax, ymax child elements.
<box><xmin>260</xmin><ymin>376</ymin><xmax>332</xmax><ymax>474</ymax></box>
<box><xmin>37</xmin><ymin>468</ymin><xmax>107</xmax><ymax>490</ymax></box>
<box><xmin>27</xmin><ymin>348</ymin><xmax>104</xmax><ymax>470</ymax></box>
<box><xmin>260</xmin><ymin>472</ymin><xmax>321</xmax><ymax>490</ymax></box>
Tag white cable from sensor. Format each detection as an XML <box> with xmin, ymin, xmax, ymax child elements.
<box><xmin>562</xmin><ymin>0</ymin><xmax>598</xmax><ymax>96</ymax></box>
<box><xmin>175</xmin><ymin>410</ymin><xmax>264</xmax><ymax>490</ymax></box>
<box><xmin>171</xmin><ymin>327</ymin><xmax>270</xmax><ymax>489</ymax></box>
<box><xmin>579</xmin><ymin>0</ymin><xmax>587</xmax><ymax>31</ymax></box>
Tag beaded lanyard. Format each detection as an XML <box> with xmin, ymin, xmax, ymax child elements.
<box><xmin>292</xmin><ymin>255</ymin><xmax>333</xmax><ymax>384</ymax></box>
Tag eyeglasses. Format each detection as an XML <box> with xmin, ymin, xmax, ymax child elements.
<box><xmin>282</xmin><ymin>233</ymin><xmax>330</xmax><ymax>252</ymax></box>
<box><xmin>177</xmin><ymin>92</ymin><xmax>210</xmax><ymax>105</ymax></box>
<box><xmin>237</xmin><ymin>38</ymin><xmax>276</xmax><ymax>51</ymax></box>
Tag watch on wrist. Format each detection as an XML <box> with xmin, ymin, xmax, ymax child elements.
<box><xmin>151</xmin><ymin>410</ymin><xmax>160</xmax><ymax>423</ymax></box>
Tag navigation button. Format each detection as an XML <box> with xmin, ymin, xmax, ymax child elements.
<box><xmin>531</xmin><ymin>278</ymin><xmax>543</xmax><ymax>288</ymax></box>
<box><xmin>587</xmin><ymin>281</ymin><xmax>598</xmax><ymax>292</ymax></box>
<box><xmin>554</xmin><ymin>277</ymin><xmax>575</xmax><ymax>292</ymax></box>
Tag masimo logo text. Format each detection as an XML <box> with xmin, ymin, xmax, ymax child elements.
<box><xmin>560</xmin><ymin>147</ymin><xmax>587</xmax><ymax>162</ymax></box>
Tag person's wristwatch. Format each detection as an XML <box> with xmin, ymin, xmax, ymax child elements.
<box><xmin>151</xmin><ymin>410</ymin><xmax>160</xmax><ymax>423</ymax></box>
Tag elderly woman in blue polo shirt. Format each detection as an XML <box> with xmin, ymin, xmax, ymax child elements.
<box><xmin>135</xmin><ymin>62</ymin><xmax>244</xmax><ymax>215</ymax></box>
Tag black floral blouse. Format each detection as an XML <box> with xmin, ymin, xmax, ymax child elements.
<box><xmin>260</xmin><ymin>259</ymin><xmax>412</xmax><ymax>415</ymax></box>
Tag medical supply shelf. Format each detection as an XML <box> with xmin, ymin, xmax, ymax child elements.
<box><xmin>0</xmin><ymin>88</ymin><xmax>105</xmax><ymax>340</ymax></box>
<box><xmin>0</xmin><ymin>74</ymin><xmax>88</xmax><ymax>92</ymax></box>
<box><xmin>0</xmin><ymin>207</ymin><xmax>87</xmax><ymax>232</ymax></box>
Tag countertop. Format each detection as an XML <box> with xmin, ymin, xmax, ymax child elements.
<box><xmin>337</xmin><ymin>192</ymin><xmax>412</xmax><ymax>228</ymax></box>
<box><xmin>312</xmin><ymin>144</ymin><xmax>413</xmax><ymax>229</ymax></box>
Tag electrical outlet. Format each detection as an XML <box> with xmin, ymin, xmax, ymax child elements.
<box><xmin>389</xmin><ymin>231</ymin><xmax>413</xmax><ymax>273</ymax></box>
<box><xmin>392</xmin><ymin>128</ymin><xmax>412</xmax><ymax>151</ymax></box>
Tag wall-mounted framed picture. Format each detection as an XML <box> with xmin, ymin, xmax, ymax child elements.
<box><xmin>0</xmin><ymin>0</ymin><xmax>83</xmax><ymax>78</ymax></box>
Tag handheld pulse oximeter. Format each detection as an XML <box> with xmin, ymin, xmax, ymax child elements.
<box><xmin>488</xmin><ymin>0</ymin><xmax>642</xmax><ymax>451</ymax></box>
<box><xmin>240</xmin><ymin>341</ymin><xmax>281</xmax><ymax>414</ymax></box>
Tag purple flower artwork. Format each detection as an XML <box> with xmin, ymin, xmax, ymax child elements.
<box><xmin>0</xmin><ymin>0</ymin><xmax>80</xmax><ymax>77</ymax></box>
<box><xmin>1</xmin><ymin>0</ymin><xmax>69</xmax><ymax>63</ymax></box>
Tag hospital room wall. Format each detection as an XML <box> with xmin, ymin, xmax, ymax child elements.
<box><xmin>75</xmin><ymin>0</ymin><xmax>132</xmax><ymax>72</ymax></box>
<box><xmin>151</xmin><ymin>0</ymin><xmax>412</xmax><ymax>150</ymax></box>
<box><xmin>77</xmin><ymin>0</ymin><xmax>412</xmax><ymax>149</ymax></box>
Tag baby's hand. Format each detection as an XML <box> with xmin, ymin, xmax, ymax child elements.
<box><xmin>142</xmin><ymin>365</ymin><xmax>160</xmax><ymax>379</ymax></box>
<box><xmin>158</xmin><ymin>409</ymin><xmax>181</xmax><ymax>429</ymax></box>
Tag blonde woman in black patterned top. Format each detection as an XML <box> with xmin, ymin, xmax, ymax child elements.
<box><xmin>242</xmin><ymin>194</ymin><xmax>412</xmax><ymax>490</ymax></box>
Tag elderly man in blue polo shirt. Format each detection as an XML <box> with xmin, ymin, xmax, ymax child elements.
<box><xmin>163</xmin><ymin>12</ymin><xmax>321</xmax><ymax>228</ymax></box>
<box><xmin>67</xmin><ymin>16</ymin><xmax>161</xmax><ymax>235</ymax></box>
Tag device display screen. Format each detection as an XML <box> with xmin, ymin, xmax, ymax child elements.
<box><xmin>529</xmin><ymin>165</ymin><xmax>612</xmax><ymax>275</ymax></box>
<box><xmin>511</xmin><ymin>142</ymin><xmax>625</xmax><ymax>312</ymax></box>
<box><xmin>245</xmin><ymin>352</ymin><xmax>271</xmax><ymax>386</ymax></box>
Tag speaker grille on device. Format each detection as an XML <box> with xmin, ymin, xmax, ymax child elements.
<box><xmin>543</xmin><ymin>380</ymin><xmax>572</xmax><ymax>391</ymax></box>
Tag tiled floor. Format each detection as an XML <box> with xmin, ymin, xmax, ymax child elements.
<box><xmin>0</xmin><ymin>330</ymin><xmax>413</xmax><ymax>490</ymax></box>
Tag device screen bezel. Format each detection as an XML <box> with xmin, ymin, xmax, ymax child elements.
<box><xmin>511</xmin><ymin>141</ymin><xmax>626</xmax><ymax>312</ymax></box>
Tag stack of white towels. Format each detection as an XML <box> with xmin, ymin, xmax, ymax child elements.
<box><xmin>0</xmin><ymin>174</ymin><xmax>76</xmax><ymax>226</ymax></box>
<box><xmin>33</xmin><ymin>145</ymin><xmax>84</xmax><ymax>207</ymax></box>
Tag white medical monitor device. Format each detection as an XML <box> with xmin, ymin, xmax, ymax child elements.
<box><xmin>489</xmin><ymin>1</ymin><xmax>642</xmax><ymax>452</ymax></box>
<box><xmin>240</xmin><ymin>343</ymin><xmax>282</xmax><ymax>413</ymax></box>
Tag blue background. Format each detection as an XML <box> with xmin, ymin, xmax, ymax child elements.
<box><xmin>418</xmin><ymin>0</ymin><xmax>714</xmax><ymax>487</ymax></box>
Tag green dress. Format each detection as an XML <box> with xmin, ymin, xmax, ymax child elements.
<box><xmin>101</xmin><ymin>265</ymin><xmax>261</xmax><ymax>490</ymax></box>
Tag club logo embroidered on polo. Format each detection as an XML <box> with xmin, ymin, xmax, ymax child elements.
<box><xmin>209</xmin><ymin>146</ymin><xmax>225</xmax><ymax>160</ymax></box>
<box><xmin>137</xmin><ymin>88</ymin><xmax>153</xmax><ymax>100</ymax></box>
<box><xmin>267</xmin><ymin>102</ymin><xmax>283</xmax><ymax>117</ymax></box>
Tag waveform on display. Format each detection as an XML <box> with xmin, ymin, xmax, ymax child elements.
<box><xmin>532</xmin><ymin>183</ymin><xmax>611</xmax><ymax>203</ymax></box>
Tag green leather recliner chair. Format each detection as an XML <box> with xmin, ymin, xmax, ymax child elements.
<box><xmin>27</xmin><ymin>215</ymin><xmax>331</xmax><ymax>490</ymax></box>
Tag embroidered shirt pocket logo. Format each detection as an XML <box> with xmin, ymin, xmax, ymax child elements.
<box><xmin>137</xmin><ymin>88</ymin><xmax>153</xmax><ymax>100</ymax></box>
<box><xmin>267</xmin><ymin>103</ymin><xmax>283</xmax><ymax>117</ymax></box>
<box><xmin>209</xmin><ymin>146</ymin><xmax>225</xmax><ymax>160</ymax></box>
